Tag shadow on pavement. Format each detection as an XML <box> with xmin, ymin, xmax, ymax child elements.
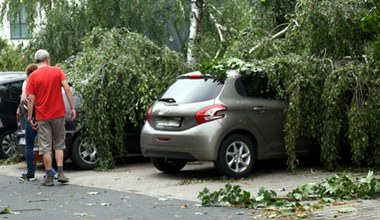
<box><xmin>143</xmin><ymin>155</ymin><xmax>324</xmax><ymax>181</ymax></box>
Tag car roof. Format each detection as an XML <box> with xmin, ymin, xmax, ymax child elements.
<box><xmin>0</xmin><ymin>72</ymin><xmax>26</xmax><ymax>83</ymax></box>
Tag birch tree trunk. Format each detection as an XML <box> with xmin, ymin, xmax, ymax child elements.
<box><xmin>186</xmin><ymin>0</ymin><xmax>203</xmax><ymax>67</ymax></box>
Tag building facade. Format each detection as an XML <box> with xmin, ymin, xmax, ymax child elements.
<box><xmin>0</xmin><ymin>2</ymin><xmax>37</xmax><ymax>46</ymax></box>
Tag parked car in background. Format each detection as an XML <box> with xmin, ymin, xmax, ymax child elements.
<box><xmin>140</xmin><ymin>70</ymin><xmax>315</xmax><ymax>178</ymax></box>
<box><xmin>16</xmin><ymin>85</ymin><xmax>142</xmax><ymax>169</ymax></box>
<box><xmin>0</xmin><ymin>72</ymin><xmax>25</xmax><ymax>159</ymax></box>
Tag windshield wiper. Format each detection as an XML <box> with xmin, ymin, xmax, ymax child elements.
<box><xmin>158</xmin><ymin>98</ymin><xmax>176</xmax><ymax>103</ymax></box>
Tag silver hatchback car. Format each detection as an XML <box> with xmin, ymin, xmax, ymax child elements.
<box><xmin>141</xmin><ymin>70</ymin><xmax>314</xmax><ymax>178</ymax></box>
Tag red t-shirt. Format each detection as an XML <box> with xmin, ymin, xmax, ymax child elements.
<box><xmin>26</xmin><ymin>66</ymin><xmax>66</xmax><ymax>120</ymax></box>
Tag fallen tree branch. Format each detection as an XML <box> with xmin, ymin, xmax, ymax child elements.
<box><xmin>208</xmin><ymin>4</ymin><xmax>237</xmax><ymax>59</ymax></box>
<box><xmin>12</xmin><ymin>208</ymin><xmax>42</xmax><ymax>212</ymax></box>
<box><xmin>210</xmin><ymin>12</ymin><xmax>226</xmax><ymax>42</ymax></box>
<box><xmin>249</xmin><ymin>21</ymin><xmax>295</xmax><ymax>54</ymax></box>
<box><xmin>272</xmin><ymin>195</ymin><xmax>320</xmax><ymax>201</ymax></box>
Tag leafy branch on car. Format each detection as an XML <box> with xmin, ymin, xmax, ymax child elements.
<box><xmin>198</xmin><ymin>50</ymin><xmax>380</xmax><ymax>173</ymax></box>
<box><xmin>196</xmin><ymin>1</ymin><xmax>380</xmax><ymax>174</ymax></box>
<box><xmin>63</xmin><ymin>28</ymin><xmax>189</xmax><ymax>170</ymax></box>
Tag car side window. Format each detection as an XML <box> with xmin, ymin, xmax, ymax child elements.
<box><xmin>236</xmin><ymin>74</ymin><xmax>277</xmax><ymax>99</ymax></box>
<box><xmin>0</xmin><ymin>81</ymin><xmax>23</xmax><ymax>102</ymax></box>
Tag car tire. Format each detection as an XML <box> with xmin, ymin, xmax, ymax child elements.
<box><xmin>150</xmin><ymin>157</ymin><xmax>187</xmax><ymax>173</ymax></box>
<box><xmin>70</xmin><ymin>135</ymin><xmax>98</xmax><ymax>170</ymax></box>
<box><xmin>214</xmin><ymin>134</ymin><xmax>256</xmax><ymax>179</ymax></box>
<box><xmin>0</xmin><ymin>129</ymin><xmax>18</xmax><ymax>159</ymax></box>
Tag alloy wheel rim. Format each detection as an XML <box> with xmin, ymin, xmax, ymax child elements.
<box><xmin>79</xmin><ymin>137</ymin><xmax>98</xmax><ymax>164</ymax></box>
<box><xmin>2</xmin><ymin>133</ymin><xmax>17</xmax><ymax>156</ymax></box>
<box><xmin>225</xmin><ymin>141</ymin><xmax>251</xmax><ymax>173</ymax></box>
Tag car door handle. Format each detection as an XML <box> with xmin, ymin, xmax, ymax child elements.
<box><xmin>253</xmin><ymin>106</ymin><xmax>267</xmax><ymax>112</ymax></box>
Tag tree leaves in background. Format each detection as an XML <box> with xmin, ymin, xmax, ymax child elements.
<box><xmin>0</xmin><ymin>39</ymin><xmax>28</xmax><ymax>71</ymax></box>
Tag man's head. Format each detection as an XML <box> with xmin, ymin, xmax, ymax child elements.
<box><xmin>34</xmin><ymin>49</ymin><xmax>50</xmax><ymax>64</ymax></box>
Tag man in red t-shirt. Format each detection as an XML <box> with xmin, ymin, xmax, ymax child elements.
<box><xmin>26</xmin><ymin>49</ymin><xmax>76</xmax><ymax>186</ymax></box>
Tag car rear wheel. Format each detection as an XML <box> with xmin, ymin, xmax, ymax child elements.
<box><xmin>70</xmin><ymin>135</ymin><xmax>98</xmax><ymax>170</ymax></box>
<box><xmin>0</xmin><ymin>129</ymin><xmax>18</xmax><ymax>159</ymax></box>
<box><xmin>214</xmin><ymin>134</ymin><xmax>256</xmax><ymax>179</ymax></box>
<box><xmin>150</xmin><ymin>157</ymin><xmax>187</xmax><ymax>173</ymax></box>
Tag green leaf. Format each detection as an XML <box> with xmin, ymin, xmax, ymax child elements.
<box><xmin>321</xmin><ymin>197</ymin><xmax>334</xmax><ymax>204</ymax></box>
<box><xmin>0</xmin><ymin>207</ymin><xmax>11</xmax><ymax>214</ymax></box>
<box><xmin>337</xmin><ymin>207</ymin><xmax>357</xmax><ymax>213</ymax></box>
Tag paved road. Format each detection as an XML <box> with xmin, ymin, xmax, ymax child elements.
<box><xmin>1</xmin><ymin>156</ymin><xmax>379</xmax><ymax>219</ymax></box>
<box><xmin>0</xmin><ymin>174</ymin><xmax>251</xmax><ymax>220</ymax></box>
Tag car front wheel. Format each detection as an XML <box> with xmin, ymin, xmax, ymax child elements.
<box><xmin>70</xmin><ymin>135</ymin><xmax>98</xmax><ymax>170</ymax></box>
<box><xmin>214</xmin><ymin>134</ymin><xmax>256</xmax><ymax>179</ymax></box>
<box><xmin>0</xmin><ymin>129</ymin><xmax>18</xmax><ymax>159</ymax></box>
<box><xmin>150</xmin><ymin>157</ymin><xmax>187</xmax><ymax>173</ymax></box>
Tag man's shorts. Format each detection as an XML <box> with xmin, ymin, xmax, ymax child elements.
<box><xmin>37</xmin><ymin>117</ymin><xmax>66</xmax><ymax>155</ymax></box>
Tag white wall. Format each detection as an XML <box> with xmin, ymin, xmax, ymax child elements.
<box><xmin>0</xmin><ymin>15</ymin><xmax>10</xmax><ymax>39</ymax></box>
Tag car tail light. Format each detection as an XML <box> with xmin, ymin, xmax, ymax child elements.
<box><xmin>146</xmin><ymin>106</ymin><xmax>152</xmax><ymax>122</ymax></box>
<box><xmin>16</xmin><ymin>108</ymin><xmax>19</xmax><ymax>122</ymax></box>
<box><xmin>177</xmin><ymin>72</ymin><xmax>204</xmax><ymax>80</ymax></box>
<box><xmin>195</xmin><ymin>104</ymin><xmax>227</xmax><ymax>124</ymax></box>
<box><xmin>187</xmin><ymin>74</ymin><xmax>203</xmax><ymax>79</ymax></box>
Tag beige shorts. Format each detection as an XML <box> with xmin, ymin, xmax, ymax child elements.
<box><xmin>37</xmin><ymin>117</ymin><xmax>66</xmax><ymax>155</ymax></box>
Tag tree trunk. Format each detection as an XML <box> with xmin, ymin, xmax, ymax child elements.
<box><xmin>186</xmin><ymin>0</ymin><xmax>203</xmax><ymax>67</ymax></box>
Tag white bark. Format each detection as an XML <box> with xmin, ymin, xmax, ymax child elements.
<box><xmin>186</xmin><ymin>0</ymin><xmax>203</xmax><ymax>67</ymax></box>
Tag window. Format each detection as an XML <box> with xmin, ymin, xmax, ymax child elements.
<box><xmin>161</xmin><ymin>78</ymin><xmax>224</xmax><ymax>104</ymax></box>
<box><xmin>0</xmin><ymin>80</ymin><xmax>23</xmax><ymax>102</ymax></box>
<box><xmin>236</xmin><ymin>74</ymin><xmax>278</xmax><ymax>99</ymax></box>
<box><xmin>10</xmin><ymin>7</ymin><xmax>28</xmax><ymax>39</ymax></box>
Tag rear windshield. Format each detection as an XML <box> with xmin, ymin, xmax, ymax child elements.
<box><xmin>160</xmin><ymin>78</ymin><xmax>224</xmax><ymax>104</ymax></box>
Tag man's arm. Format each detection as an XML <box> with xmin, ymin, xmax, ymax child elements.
<box><xmin>61</xmin><ymin>80</ymin><xmax>76</xmax><ymax>121</ymax></box>
<box><xmin>27</xmin><ymin>94</ymin><xmax>37</xmax><ymax>129</ymax></box>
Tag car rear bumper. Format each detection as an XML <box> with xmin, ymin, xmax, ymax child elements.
<box><xmin>140</xmin><ymin>121</ymin><xmax>224</xmax><ymax>161</ymax></box>
<box><xmin>15</xmin><ymin>129</ymin><xmax>26</xmax><ymax>154</ymax></box>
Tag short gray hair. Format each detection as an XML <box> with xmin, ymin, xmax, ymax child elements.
<box><xmin>34</xmin><ymin>49</ymin><xmax>50</xmax><ymax>63</ymax></box>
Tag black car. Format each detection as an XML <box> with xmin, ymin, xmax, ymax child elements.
<box><xmin>17</xmin><ymin>85</ymin><xmax>142</xmax><ymax>170</ymax></box>
<box><xmin>0</xmin><ymin>71</ymin><xmax>26</xmax><ymax>159</ymax></box>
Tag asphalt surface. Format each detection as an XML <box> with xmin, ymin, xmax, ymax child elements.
<box><xmin>1</xmin><ymin>156</ymin><xmax>380</xmax><ymax>219</ymax></box>
<box><xmin>0</xmin><ymin>174</ymin><xmax>251</xmax><ymax>220</ymax></box>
